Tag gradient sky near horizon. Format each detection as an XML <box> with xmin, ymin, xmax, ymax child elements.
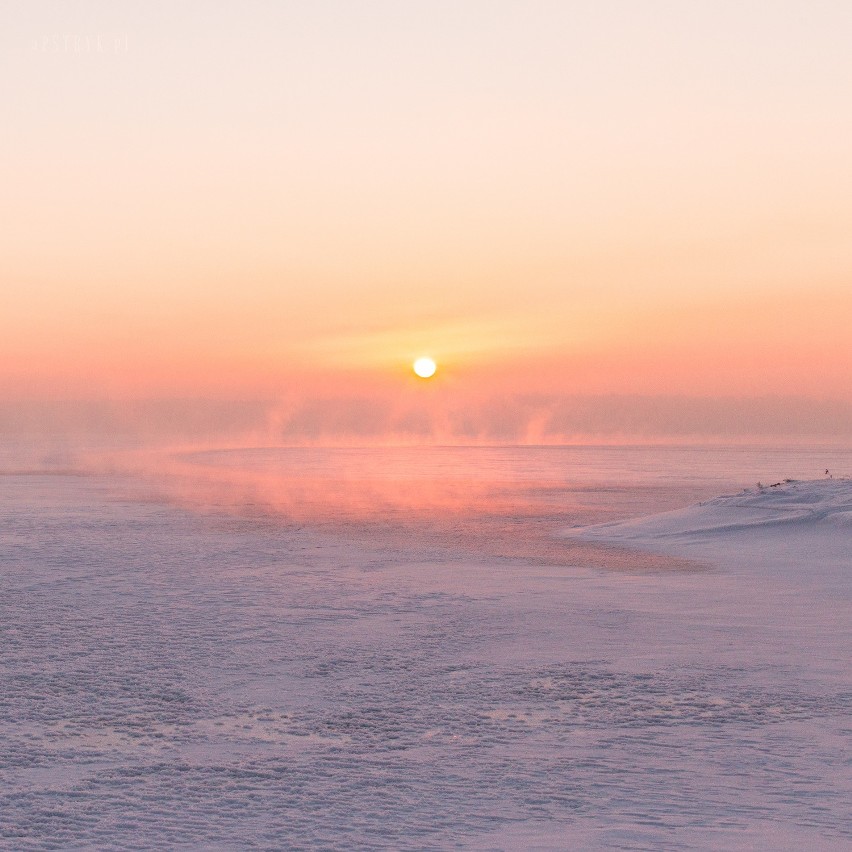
<box><xmin>2</xmin><ymin>1</ymin><xmax>851</xmax><ymax>424</ymax></box>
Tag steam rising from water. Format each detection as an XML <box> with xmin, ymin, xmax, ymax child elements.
<box><xmin>2</xmin><ymin>394</ymin><xmax>851</xmax><ymax>459</ymax></box>
<box><xmin>86</xmin><ymin>444</ymin><xmax>849</xmax><ymax>574</ymax></box>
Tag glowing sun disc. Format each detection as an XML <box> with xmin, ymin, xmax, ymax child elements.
<box><xmin>413</xmin><ymin>357</ymin><xmax>437</xmax><ymax>378</ymax></box>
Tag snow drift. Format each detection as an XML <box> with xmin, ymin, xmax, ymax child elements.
<box><xmin>567</xmin><ymin>478</ymin><xmax>852</xmax><ymax>544</ymax></box>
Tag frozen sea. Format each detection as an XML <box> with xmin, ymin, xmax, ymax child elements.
<box><xmin>1</xmin><ymin>444</ymin><xmax>850</xmax><ymax>850</ymax></box>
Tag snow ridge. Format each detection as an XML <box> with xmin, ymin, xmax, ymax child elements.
<box><xmin>567</xmin><ymin>478</ymin><xmax>852</xmax><ymax>543</ymax></box>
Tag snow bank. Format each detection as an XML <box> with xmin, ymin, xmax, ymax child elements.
<box><xmin>564</xmin><ymin>479</ymin><xmax>851</xmax><ymax>588</ymax></box>
<box><xmin>567</xmin><ymin>478</ymin><xmax>852</xmax><ymax>544</ymax></box>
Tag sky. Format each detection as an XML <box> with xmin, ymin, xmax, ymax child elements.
<box><xmin>2</xmin><ymin>1</ymin><xmax>851</xmax><ymax>441</ymax></box>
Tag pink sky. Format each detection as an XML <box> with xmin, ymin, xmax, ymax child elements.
<box><xmin>2</xmin><ymin>1</ymin><xmax>850</xmax><ymax>440</ymax></box>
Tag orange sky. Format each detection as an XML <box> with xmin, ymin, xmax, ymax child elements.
<box><xmin>2</xmin><ymin>1</ymin><xmax>851</xmax><ymax>437</ymax></box>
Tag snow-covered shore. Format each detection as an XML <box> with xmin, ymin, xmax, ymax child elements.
<box><xmin>568</xmin><ymin>478</ymin><xmax>851</xmax><ymax>539</ymax></box>
<box><xmin>566</xmin><ymin>478</ymin><xmax>851</xmax><ymax>580</ymax></box>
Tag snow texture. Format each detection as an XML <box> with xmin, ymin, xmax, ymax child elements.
<box><xmin>567</xmin><ymin>478</ymin><xmax>852</xmax><ymax>583</ymax></box>
<box><xmin>1</xmin><ymin>457</ymin><xmax>850</xmax><ymax>850</ymax></box>
<box><xmin>570</xmin><ymin>477</ymin><xmax>852</xmax><ymax>541</ymax></box>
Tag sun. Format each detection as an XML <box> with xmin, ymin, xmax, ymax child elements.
<box><xmin>413</xmin><ymin>357</ymin><xmax>437</xmax><ymax>378</ymax></box>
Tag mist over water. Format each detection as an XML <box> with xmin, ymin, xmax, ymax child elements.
<box><xmin>107</xmin><ymin>443</ymin><xmax>852</xmax><ymax>572</ymax></box>
<box><xmin>3</xmin><ymin>429</ymin><xmax>848</xmax><ymax>571</ymax></box>
<box><xmin>2</xmin><ymin>394</ymin><xmax>851</xmax><ymax>460</ymax></box>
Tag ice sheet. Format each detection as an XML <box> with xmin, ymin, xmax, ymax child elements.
<box><xmin>1</xmin><ymin>461</ymin><xmax>850</xmax><ymax>850</ymax></box>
